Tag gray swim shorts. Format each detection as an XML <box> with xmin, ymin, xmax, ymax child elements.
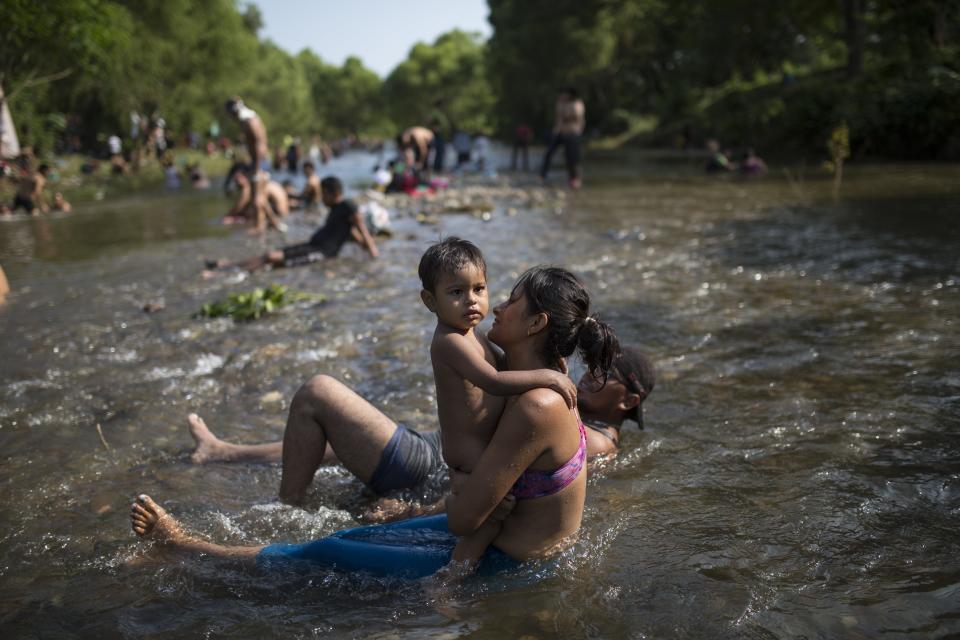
<box><xmin>368</xmin><ymin>425</ymin><xmax>444</xmax><ymax>495</ymax></box>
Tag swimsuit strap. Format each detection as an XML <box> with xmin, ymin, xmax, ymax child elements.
<box><xmin>510</xmin><ymin>419</ymin><xmax>587</xmax><ymax>500</ymax></box>
<box><xmin>583</xmin><ymin>421</ymin><xmax>617</xmax><ymax>444</ymax></box>
<box><xmin>583</xmin><ymin>419</ymin><xmax>620</xmax><ymax>444</ymax></box>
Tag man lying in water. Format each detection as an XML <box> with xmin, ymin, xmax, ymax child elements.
<box><xmin>183</xmin><ymin>346</ymin><xmax>654</xmax><ymax>521</ymax></box>
<box><xmin>205</xmin><ymin>175</ymin><xmax>378</xmax><ymax>274</ymax></box>
<box><xmin>129</xmin><ymin>483</ymin><xmax>517</xmax><ymax>579</ymax></box>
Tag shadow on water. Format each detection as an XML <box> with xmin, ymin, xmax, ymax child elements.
<box><xmin>0</xmin><ymin>192</ymin><xmax>232</xmax><ymax>269</ymax></box>
<box><xmin>699</xmin><ymin>191</ymin><xmax>958</xmax><ymax>277</ymax></box>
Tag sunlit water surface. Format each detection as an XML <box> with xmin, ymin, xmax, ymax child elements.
<box><xmin>1</xmin><ymin>151</ymin><xmax>958</xmax><ymax>638</ymax></box>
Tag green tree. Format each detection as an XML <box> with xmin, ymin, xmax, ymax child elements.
<box><xmin>234</xmin><ymin>41</ymin><xmax>315</xmax><ymax>138</ymax></box>
<box><xmin>299</xmin><ymin>51</ymin><xmax>391</xmax><ymax>137</ymax></box>
<box><xmin>384</xmin><ymin>30</ymin><xmax>495</xmax><ymax>134</ymax></box>
<box><xmin>110</xmin><ymin>0</ymin><xmax>261</xmax><ymax>136</ymax></box>
<box><xmin>330</xmin><ymin>57</ymin><xmax>391</xmax><ymax>136</ymax></box>
<box><xmin>487</xmin><ymin>1</ymin><xmax>622</xmax><ymax>136</ymax></box>
<box><xmin>0</xmin><ymin>0</ymin><xmax>134</xmax><ymax>151</ymax></box>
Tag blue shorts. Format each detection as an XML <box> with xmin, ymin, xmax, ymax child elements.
<box><xmin>245</xmin><ymin>159</ymin><xmax>272</xmax><ymax>175</ymax></box>
<box><xmin>368</xmin><ymin>426</ymin><xmax>443</xmax><ymax>495</ymax></box>
<box><xmin>256</xmin><ymin>514</ymin><xmax>516</xmax><ymax>579</ymax></box>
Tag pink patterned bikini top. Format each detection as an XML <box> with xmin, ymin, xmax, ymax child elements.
<box><xmin>509</xmin><ymin>418</ymin><xmax>587</xmax><ymax>500</ymax></box>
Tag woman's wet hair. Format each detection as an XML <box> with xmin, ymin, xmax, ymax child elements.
<box><xmin>513</xmin><ymin>266</ymin><xmax>619</xmax><ymax>378</ymax></box>
<box><xmin>418</xmin><ymin>237</ymin><xmax>487</xmax><ymax>293</ymax></box>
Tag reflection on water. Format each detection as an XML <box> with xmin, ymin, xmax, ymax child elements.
<box><xmin>0</xmin><ymin>152</ymin><xmax>958</xmax><ymax>638</ymax></box>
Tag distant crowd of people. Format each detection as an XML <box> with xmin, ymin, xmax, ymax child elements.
<box><xmin>2</xmin><ymin>86</ymin><xmax>774</xmax><ymax>233</ymax></box>
<box><xmin>0</xmin><ymin>148</ymin><xmax>71</xmax><ymax>216</ymax></box>
<box><xmin>388</xmin><ymin>88</ymin><xmax>586</xmax><ymax>189</ymax></box>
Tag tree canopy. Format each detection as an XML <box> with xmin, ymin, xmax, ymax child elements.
<box><xmin>2</xmin><ymin>0</ymin><xmax>957</xmax><ymax>158</ymax></box>
<box><xmin>0</xmin><ymin>0</ymin><xmax>389</xmax><ymax>152</ymax></box>
<box><xmin>384</xmin><ymin>29</ymin><xmax>495</xmax><ymax>134</ymax></box>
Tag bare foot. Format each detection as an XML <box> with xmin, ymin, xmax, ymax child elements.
<box><xmin>187</xmin><ymin>413</ymin><xmax>229</xmax><ymax>463</ymax></box>
<box><xmin>129</xmin><ymin>494</ymin><xmax>263</xmax><ymax>564</ymax></box>
<box><xmin>130</xmin><ymin>495</ymin><xmax>188</xmax><ymax>545</ymax></box>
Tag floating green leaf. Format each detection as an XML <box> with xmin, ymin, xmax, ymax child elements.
<box><xmin>194</xmin><ymin>285</ymin><xmax>323</xmax><ymax>322</ymax></box>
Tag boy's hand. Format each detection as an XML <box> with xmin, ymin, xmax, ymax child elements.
<box><xmin>548</xmin><ymin>370</ymin><xmax>578</xmax><ymax>409</ymax></box>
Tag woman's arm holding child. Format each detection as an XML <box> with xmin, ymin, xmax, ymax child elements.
<box><xmin>446</xmin><ymin>394</ymin><xmax>553</xmax><ymax>535</ymax></box>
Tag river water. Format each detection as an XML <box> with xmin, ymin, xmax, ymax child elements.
<box><xmin>0</xmin><ymin>151</ymin><xmax>958</xmax><ymax>638</ymax></box>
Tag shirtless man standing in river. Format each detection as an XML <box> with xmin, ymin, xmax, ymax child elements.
<box><xmin>12</xmin><ymin>164</ymin><xmax>50</xmax><ymax>214</ymax></box>
<box><xmin>225</xmin><ymin>97</ymin><xmax>280</xmax><ymax>232</ymax></box>
<box><xmin>540</xmin><ymin>88</ymin><xmax>586</xmax><ymax>189</ymax></box>
<box><xmin>398</xmin><ymin>126</ymin><xmax>434</xmax><ymax>172</ymax></box>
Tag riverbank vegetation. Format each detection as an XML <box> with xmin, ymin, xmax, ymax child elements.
<box><xmin>2</xmin><ymin>0</ymin><xmax>958</xmax><ymax>160</ymax></box>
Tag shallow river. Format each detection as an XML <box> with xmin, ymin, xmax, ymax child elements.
<box><xmin>1</xmin><ymin>151</ymin><xmax>958</xmax><ymax>638</ymax></box>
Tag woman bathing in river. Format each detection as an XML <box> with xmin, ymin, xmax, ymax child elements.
<box><xmin>132</xmin><ymin>267</ymin><xmax>626</xmax><ymax>572</ymax></box>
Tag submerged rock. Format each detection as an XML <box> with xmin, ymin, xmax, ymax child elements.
<box><xmin>259</xmin><ymin>390</ymin><xmax>285</xmax><ymax>407</ymax></box>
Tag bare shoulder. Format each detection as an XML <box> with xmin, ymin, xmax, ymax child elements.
<box><xmin>430</xmin><ymin>327</ymin><xmax>469</xmax><ymax>360</ymax></box>
<box><xmin>495</xmin><ymin>389</ymin><xmax>570</xmax><ymax>448</ymax></box>
<box><xmin>509</xmin><ymin>388</ymin><xmax>569</xmax><ymax>423</ymax></box>
<box><xmin>431</xmin><ymin>326</ymin><xmax>463</xmax><ymax>349</ymax></box>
